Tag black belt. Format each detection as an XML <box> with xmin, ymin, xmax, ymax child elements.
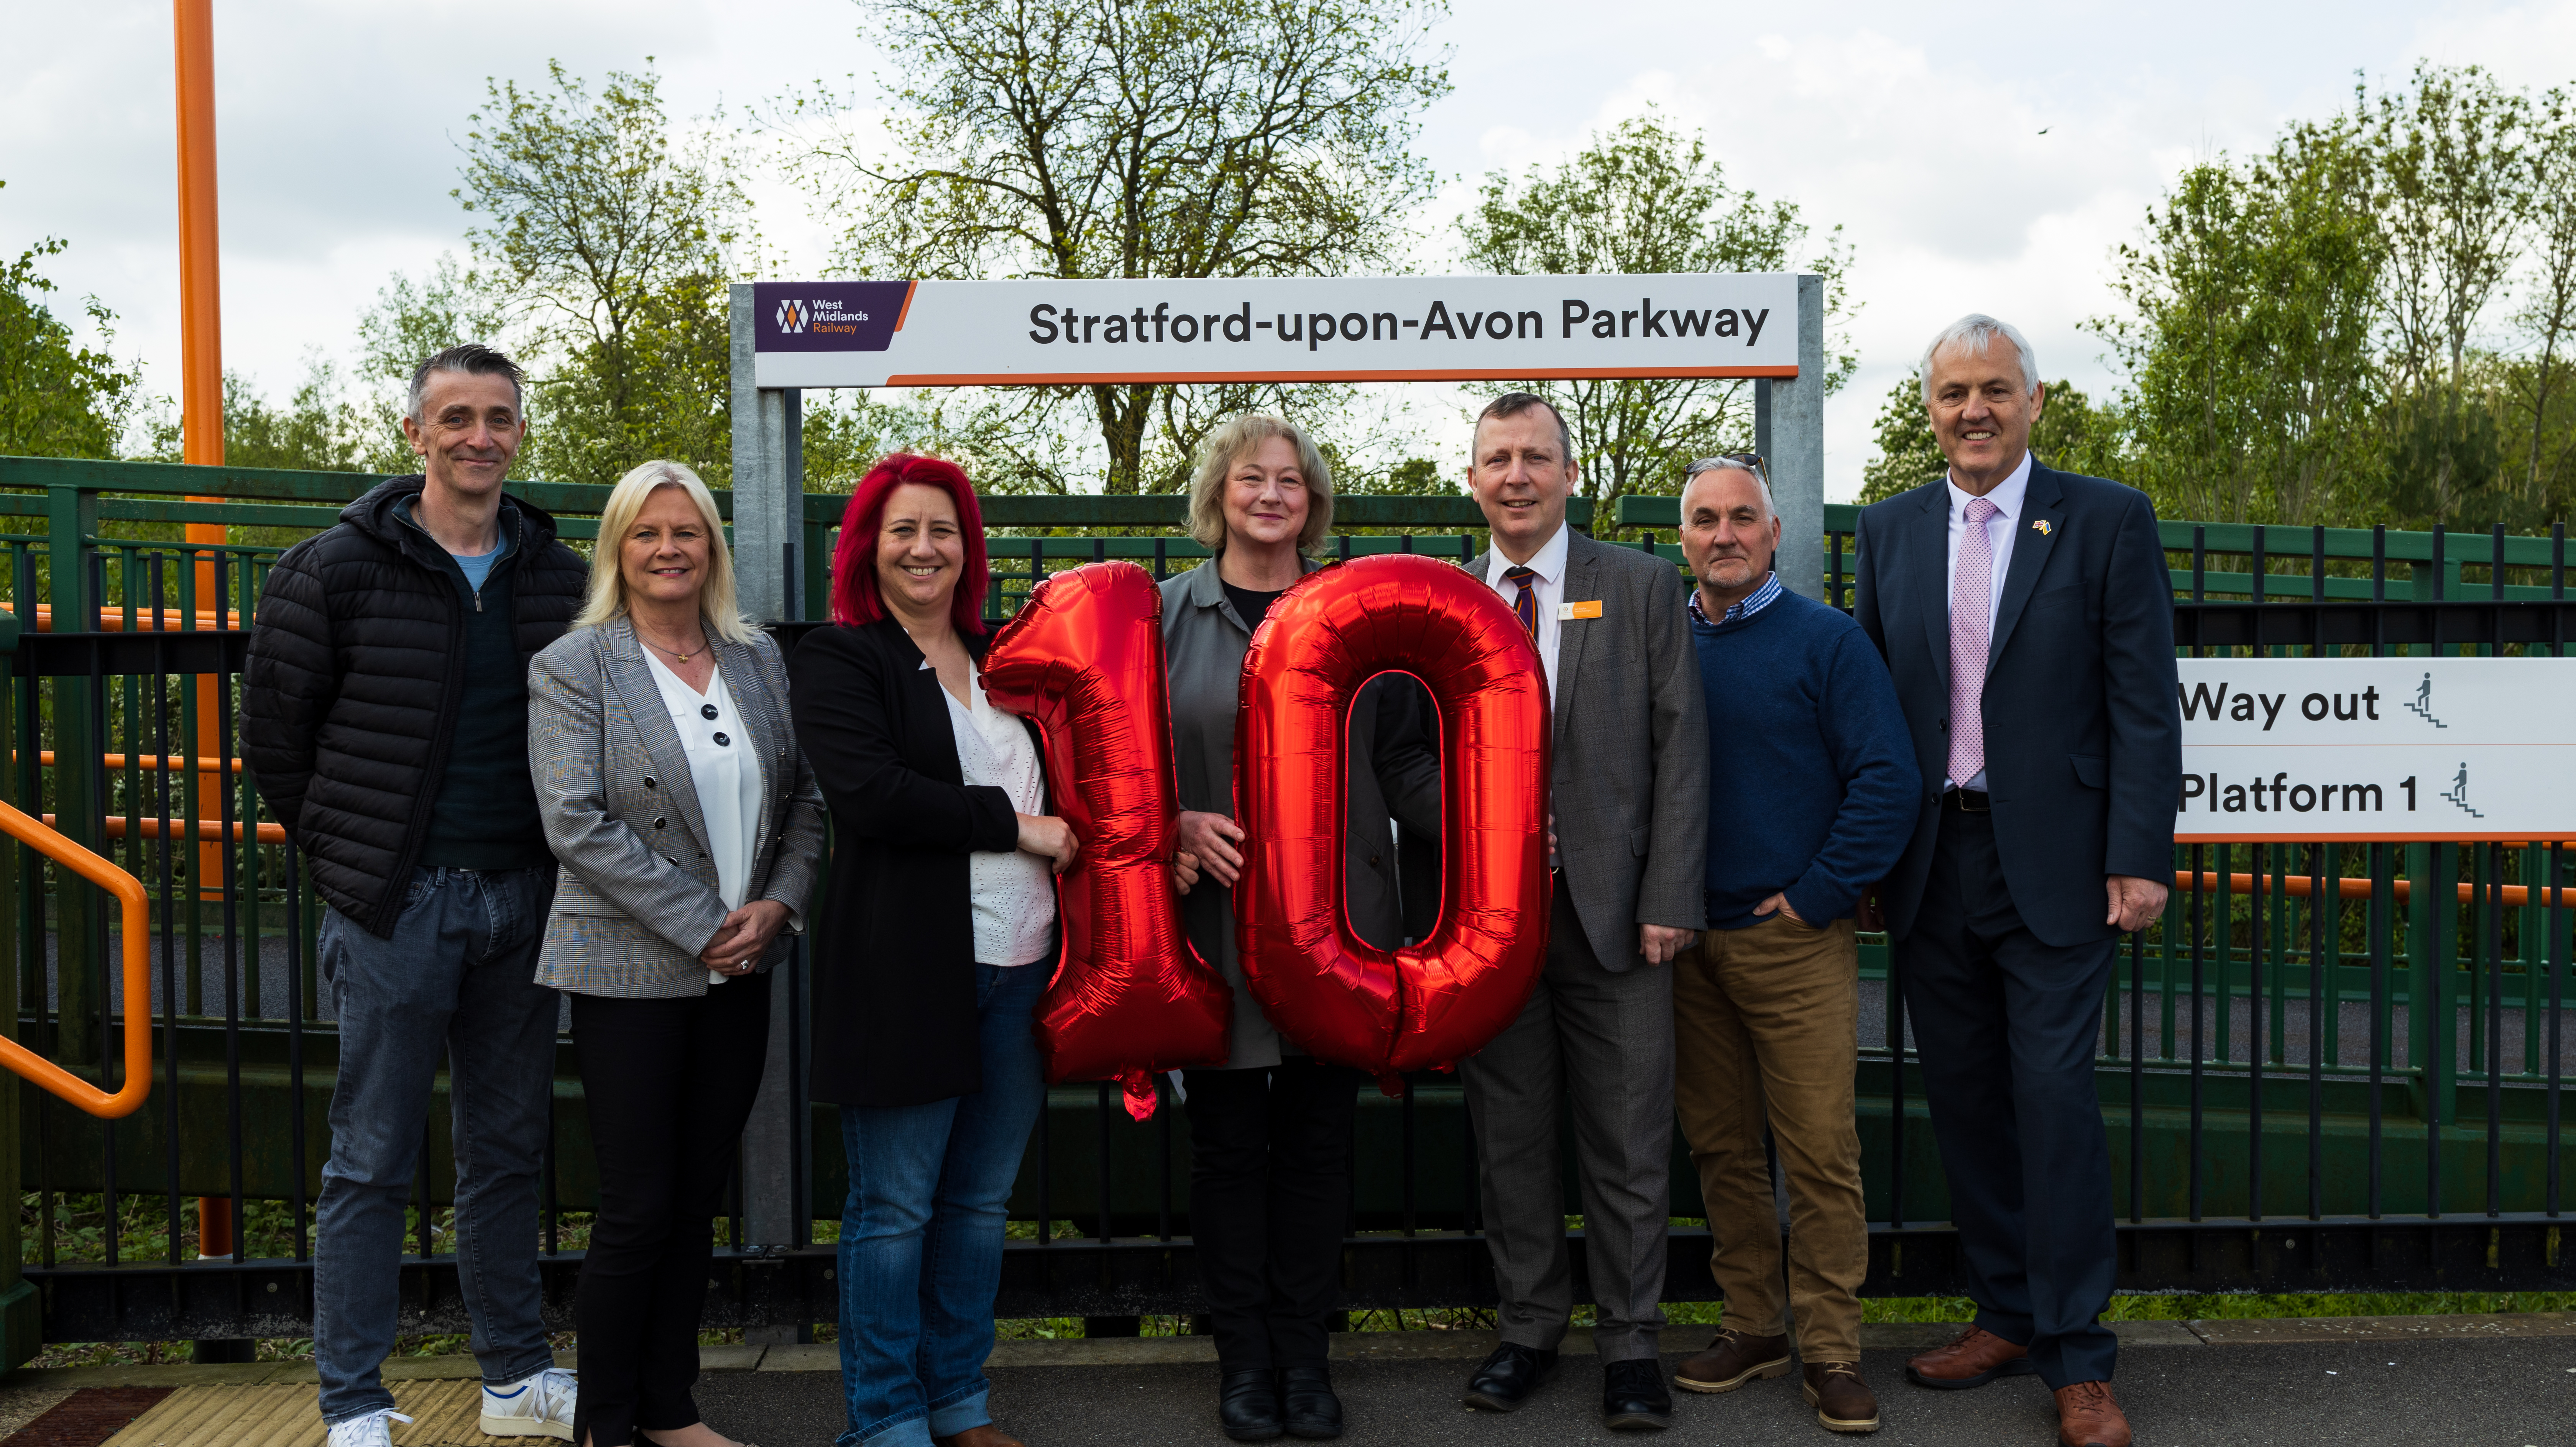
<box><xmin>1942</xmin><ymin>787</ymin><xmax>1991</xmax><ymax>813</ymax></box>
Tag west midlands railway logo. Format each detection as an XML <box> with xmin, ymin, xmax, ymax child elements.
<box><xmin>775</xmin><ymin>299</ymin><xmax>810</xmax><ymax>335</ymax></box>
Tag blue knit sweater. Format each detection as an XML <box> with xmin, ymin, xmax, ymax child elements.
<box><xmin>1692</xmin><ymin>588</ymin><xmax>1920</xmax><ymax>930</ymax></box>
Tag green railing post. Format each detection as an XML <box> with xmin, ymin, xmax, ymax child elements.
<box><xmin>43</xmin><ymin>484</ymin><xmax>100</xmax><ymax>1068</ymax></box>
<box><xmin>0</xmin><ymin>609</ymin><xmax>38</xmax><ymax>1369</ymax></box>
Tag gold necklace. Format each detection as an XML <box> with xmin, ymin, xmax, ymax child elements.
<box><xmin>640</xmin><ymin>627</ymin><xmax>709</xmax><ymax>664</ymax></box>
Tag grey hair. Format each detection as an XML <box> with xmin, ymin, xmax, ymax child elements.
<box><xmin>1186</xmin><ymin>415</ymin><xmax>1336</xmax><ymax>553</ymax></box>
<box><xmin>1917</xmin><ymin>314</ymin><xmax>2039</xmax><ymax>401</ymax></box>
<box><xmin>1680</xmin><ymin>460</ymin><xmax>1775</xmax><ymax>520</ymax></box>
<box><xmin>406</xmin><ymin>343</ymin><xmax>525</xmax><ymax>423</ymax></box>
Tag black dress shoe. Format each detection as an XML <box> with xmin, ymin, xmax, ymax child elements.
<box><xmin>1279</xmin><ymin>1363</ymin><xmax>1343</xmax><ymax>1440</ymax></box>
<box><xmin>1602</xmin><ymin>1358</ymin><xmax>1672</xmax><ymax>1432</ymax></box>
<box><xmin>1462</xmin><ymin>1342</ymin><xmax>1559</xmax><ymax>1412</ymax></box>
<box><xmin>1219</xmin><ymin>1367</ymin><xmax>1285</xmax><ymax>1442</ymax></box>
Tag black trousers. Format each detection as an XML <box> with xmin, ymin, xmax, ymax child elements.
<box><xmin>1181</xmin><ymin>1058</ymin><xmax>1363</xmax><ymax>1372</ymax></box>
<box><xmin>1896</xmin><ymin>805</ymin><xmax>2120</xmax><ymax>1388</ymax></box>
<box><xmin>569</xmin><ymin>973</ymin><xmax>771</xmax><ymax>1447</ymax></box>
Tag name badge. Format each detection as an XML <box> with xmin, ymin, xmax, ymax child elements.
<box><xmin>1558</xmin><ymin>600</ymin><xmax>1602</xmax><ymax>621</ymax></box>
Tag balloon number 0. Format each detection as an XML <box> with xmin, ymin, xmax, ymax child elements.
<box><xmin>1236</xmin><ymin>555</ymin><xmax>1553</xmax><ymax>1093</ymax></box>
<box><xmin>982</xmin><ymin>555</ymin><xmax>1552</xmax><ymax>1117</ymax></box>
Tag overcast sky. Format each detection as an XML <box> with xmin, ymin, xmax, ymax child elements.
<box><xmin>10</xmin><ymin>0</ymin><xmax>2576</xmax><ymax>497</ymax></box>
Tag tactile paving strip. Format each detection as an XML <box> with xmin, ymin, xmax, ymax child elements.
<box><xmin>100</xmin><ymin>1382</ymin><xmax>519</xmax><ymax>1447</ymax></box>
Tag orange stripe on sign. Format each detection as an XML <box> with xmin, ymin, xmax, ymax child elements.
<box><xmin>882</xmin><ymin>365</ymin><xmax>1803</xmax><ymax>386</ymax></box>
<box><xmin>2176</xmin><ymin>832</ymin><xmax>2576</xmax><ymax>844</ymax></box>
<box><xmin>894</xmin><ymin>282</ymin><xmax>918</xmax><ymax>331</ymax></box>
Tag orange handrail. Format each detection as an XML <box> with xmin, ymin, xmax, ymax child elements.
<box><xmin>17</xmin><ymin>751</ymin><xmax>244</xmax><ymax>774</ymax></box>
<box><xmin>0</xmin><ymin>797</ymin><xmax>151</xmax><ymax>1117</ymax></box>
<box><xmin>1</xmin><ymin>604</ymin><xmax>245</xmax><ymax>633</ymax></box>
<box><xmin>2173</xmin><ymin>870</ymin><xmax>2575</xmax><ymax>910</ymax></box>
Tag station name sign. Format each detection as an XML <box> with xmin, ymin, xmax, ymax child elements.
<box><xmin>2174</xmin><ymin>657</ymin><xmax>2576</xmax><ymax>841</ymax></box>
<box><xmin>751</xmin><ymin>274</ymin><xmax>1802</xmax><ymax>389</ymax></box>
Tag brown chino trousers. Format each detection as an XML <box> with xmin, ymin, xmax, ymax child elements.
<box><xmin>1672</xmin><ymin>913</ymin><xmax>1868</xmax><ymax>1363</ymax></box>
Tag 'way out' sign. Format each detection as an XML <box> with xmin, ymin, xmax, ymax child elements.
<box><xmin>749</xmin><ymin>274</ymin><xmax>1802</xmax><ymax>389</ymax></box>
<box><xmin>2175</xmin><ymin>657</ymin><xmax>2576</xmax><ymax>842</ymax></box>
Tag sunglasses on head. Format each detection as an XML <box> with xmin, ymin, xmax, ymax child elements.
<box><xmin>1684</xmin><ymin>453</ymin><xmax>1767</xmax><ymax>485</ymax></box>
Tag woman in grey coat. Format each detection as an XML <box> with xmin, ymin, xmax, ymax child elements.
<box><xmin>527</xmin><ymin>459</ymin><xmax>826</xmax><ymax>1447</ymax></box>
<box><xmin>1164</xmin><ymin>416</ymin><xmax>1440</xmax><ymax>1442</ymax></box>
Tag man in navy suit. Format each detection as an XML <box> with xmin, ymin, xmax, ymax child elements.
<box><xmin>1852</xmin><ymin>315</ymin><xmax>2179</xmax><ymax>1447</ymax></box>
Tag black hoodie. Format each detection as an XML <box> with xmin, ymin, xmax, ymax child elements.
<box><xmin>241</xmin><ymin>476</ymin><xmax>590</xmax><ymax>935</ymax></box>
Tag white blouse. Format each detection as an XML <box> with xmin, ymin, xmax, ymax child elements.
<box><xmin>644</xmin><ymin>652</ymin><xmax>766</xmax><ymax>981</ymax></box>
<box><xmin>936</xmin><ymin>660</ymin><xmax>1055</xmax><ymax>967</ymax></box>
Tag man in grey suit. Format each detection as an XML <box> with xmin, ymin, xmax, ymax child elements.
<box><xmin>1456</xmin><ymin>393</ymin><xmax>1709</xmax><ymax>1433</ymax></box>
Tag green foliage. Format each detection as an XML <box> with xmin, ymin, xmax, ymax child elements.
<box><xmin>1460</xmin><ymin>110</ymin><xmax>1853</xmax><ymax>508</ymax></box>
<box><xmin>784</xmin><ymin>0</ymin><xmax>1452</xmax><ymax>494</ymax></box>
<box><xmin>0</xmin><ymin>194</ymin><xmax>144</xmax><ymax>460</ymax></box>
<box><xmin>147</xmin><ymin>364</ymin><xmax>382</xmax><ymax>473</ymax></box>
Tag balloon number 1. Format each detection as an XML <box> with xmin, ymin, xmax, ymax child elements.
<box><xmin>981</xmin><ymin>562</ymin><xmax>1232</xmax><ymax>1121</ymax></box>
<box><xmin>1236</xmin><ymin>555</ymin><xmax>1553</xmax><ymax>1092</ymax></box>
<box><xmin>981</xmin><ymin>555</ymin><xmax>1552</xmax><ymax>1116</ymax></box>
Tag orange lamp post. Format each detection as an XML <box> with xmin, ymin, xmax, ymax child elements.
<box><xmin>174</xmin><ymin>0</ymin><xmax>236</xmax><ymax>1264</ymax></box>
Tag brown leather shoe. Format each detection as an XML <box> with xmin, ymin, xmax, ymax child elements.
<box><xmin>1671</xmin><ymin>1328</ymin><xmax>1791</xmax><ymax>1393</ymax></box>
<box><xmin>1801</xmin><ymin>1362</ymin><xmax>1880</xmax><ymax>1434</ymax></box>
<box><xmin>2054</xmin><ymin>1381</ymin><xmax>2131</xmax><ymax>1447</ymax></box>
<box><xmin>1902</xmin><ymin>1325</ymin><xmax>2034</xmax><ymax>1390</ymax></box>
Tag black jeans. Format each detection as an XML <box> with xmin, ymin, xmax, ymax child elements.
<box><xmin>1896</xmin><ymin>805</ymin><xmax>2121</xmax><ymax>1388</ymax></box>
<box><xmin>1182</xmin><ymin>1058</ymin><xmax>1363</xmax><ymax>1373</ymax></box>
<box><xmin>569</xmin><ymin>973</ymin><xmax>772</xmax><ymax>1447</ymax></box>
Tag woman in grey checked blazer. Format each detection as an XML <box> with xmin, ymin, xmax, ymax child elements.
<box><xmin>527</xmin><ymin>460</ymin><xmax>826</xmax><ymax>1447</ymax></box>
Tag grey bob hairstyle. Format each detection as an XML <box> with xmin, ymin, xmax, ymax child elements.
<box><xmin>1186</xmin><ymin>415</ymin><xmax>1336</xmax><ymax>553</ymax></box>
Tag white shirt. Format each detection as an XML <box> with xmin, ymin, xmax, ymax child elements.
<box><xmin>1483</xmin><ymin>521</ymin><xmax>1571</xmax><ymax>708</ymax></box>
<box><xmin>936</xmin><ymin>660</ymin><xmax>1056</xmax><ymax>968</ymax></box>
<box><xmin>1942</xmin><ymin>450</ymin><xmax>2033</xmax><ymax>791</ymax></box>
<box><xmin>643</xmin><ymin>652</ymin><xmax>766</xmax><ymax>981</ymax></box>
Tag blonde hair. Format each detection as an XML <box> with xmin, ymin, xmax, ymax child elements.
<box><xmin>1186</xmin><ymin>415</ymin><xmax>1335</xmax><ymax>554</ymax></box>
<box><xmin>576</xmin><ymin>460</ymin><xmax>759</xmax><ymax>644</ymax></box>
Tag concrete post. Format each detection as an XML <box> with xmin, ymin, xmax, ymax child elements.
<box><xmin>729</xmin><ymin>286</ymin><xmax>810</xmax><ymax>1340</ymax></box>
<box><xmin>1770</xmin><ymin>275</ymin><xmax>1827</xmax><ymax>600</ymax></box>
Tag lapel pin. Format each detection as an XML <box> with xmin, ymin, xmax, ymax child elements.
<box><xmin>2032</xmin><ymin>518</ymin><xmax>2053</xmax><ymax>536</ymax></box>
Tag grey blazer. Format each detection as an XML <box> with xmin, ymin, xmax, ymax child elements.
<box><xmin>1161</xmin><ymin>557</ymin><xmax>1440</xmax><ymax>1068</ymax></box>
<box><xmin>527</xmin><ymin>617</ymin><xmax>828</xmax><ymax>998</ymax></box>
<box><xmin>1469</xmin><ymin>528</ymin><xmax>1709</xmax><ymax>969</ymax></box>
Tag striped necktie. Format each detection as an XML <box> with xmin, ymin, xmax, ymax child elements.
<box><xmin>1503</xmin><ymin>565</ymin><xmax>1539</xmax><ymax>641</ymax></box>
<box><xmin>1947</xmin><ymin>495</ymin><xmax>2001</xmax><ymax>787</ymax></box>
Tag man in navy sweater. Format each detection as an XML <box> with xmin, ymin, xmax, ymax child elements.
<box><xmin>1666</xmin><ymin>457</ymin><xmax>1917</xmax><ymax>1436</ymax></box>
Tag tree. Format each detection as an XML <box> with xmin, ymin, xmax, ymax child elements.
<box><xmin>147</xmin><ymin>364</ymin><xmax>377</xmax><ymax>473</ymax></box>
<box><xmin>0</xmin><ymin>193</ymin><xmax>143</xmax><ymax>460</ymax></box>
<box><xmin>1458</xmin><ymin>111</ymin><xmax>1852</xmax><ymax>510</ymax></box>
<box><xmin>2363</xmin><ymin>64</ymin><xmax>2534</xmax><ymax>522</ymax></box>
<box><xmin>783</xmin><ymin>0</ymin><xmax>1451</xmax><ymax>494</ymax></box>
<box><xmin>2095</xmin><ymin>125</ymin><xmax>2384</xmax><ymax>525</ymax></box>
<box><xmin>455</xmin><ymin>61</ymin><xmax>751</xmax><ymax>486</ymax></box>
<box><xmin>2499</xmin><ymin>90</ymin><xmax>2576</xmax><ymax>518</ymax></box>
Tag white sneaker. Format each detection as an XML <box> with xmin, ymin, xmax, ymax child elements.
<box><xmin>480</xmin><ymin>1365</ymin><xmax>577</xmax><ymax>1440</ymax></box>
<box><xmin>325</xmin><ymin>1409</ymin><xmax>413</xmax><ymax>1447</ymax></box>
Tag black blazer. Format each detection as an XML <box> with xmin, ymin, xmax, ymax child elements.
<box><xmin>792</xmin><ymin>617</ymin><xmax>1044</xmax><ymax>1107</ymax></box>
<box><xmin>1853</xmin><ymin>460</ymin><xmax>2181</xmax><ymax>948</ymax></box>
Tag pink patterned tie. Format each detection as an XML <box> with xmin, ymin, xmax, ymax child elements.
<box><xmin>1947</xmin><ymin>496</ymin><xmax>2000</xmax><ymax>787</ymax></box>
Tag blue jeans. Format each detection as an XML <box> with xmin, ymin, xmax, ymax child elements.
<box><xmin>836</xmin><ymin>963</ymin><xmax>1047</xmax><ymax>1447</ymax></box>
<box><xmin>313</xmin><ymin>866</ymin><xmax>562</xmax><ymax>1425</ymax></box>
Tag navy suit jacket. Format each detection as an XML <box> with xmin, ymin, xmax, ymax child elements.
<box><xmin>1853</xmin><ymin>460</ymin><xmax>2181</xmax><ymax>948</ymax></box>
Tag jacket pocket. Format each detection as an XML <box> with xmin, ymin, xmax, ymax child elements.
<box><xmin>2070</xmin><ymin>753</ymin><xmax>2108</xmax><ymax>789</ymax></box>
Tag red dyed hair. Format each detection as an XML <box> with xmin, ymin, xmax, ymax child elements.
<box><xmin>830</xmin><ymin>453</ymin><xmax>992</xmax><ymax>635</ymax></box>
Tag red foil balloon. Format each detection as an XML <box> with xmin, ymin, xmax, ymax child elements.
<box><xmin>1234</xmin><ymin>553</ymin><xmax>1552</xmax><ymax>1091</ymax></box>
<box><xmin>981</xmin><ymin>561</ymin><xmax>1232</xmax><ymax>1120</ymax></box>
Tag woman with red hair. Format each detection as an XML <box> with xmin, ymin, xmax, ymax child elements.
<box><xmin>788</xmin><ymin>454</ymin><xmax>1076</xmax><ymax>1447</ymax></box>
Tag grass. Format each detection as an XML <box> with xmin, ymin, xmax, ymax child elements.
<box><xmin>14</xmin><ymin>1195</ymin><xmax>2574</xmax><ymax>1364</ymax></box>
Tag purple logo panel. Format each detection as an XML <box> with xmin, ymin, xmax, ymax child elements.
<box><xmin>754</xmin><ymin>281</ymin><xmax>915</xmax><ymax>352</ymax></box>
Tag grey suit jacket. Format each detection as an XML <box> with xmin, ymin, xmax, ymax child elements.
<box><xmin>527</xmin><ymin>617</ymin><xmax>828</xmax><ymax>998</ymax></box>
<box><xmin>1470</xmin><ymin>528</ymin><xmax>1709</xmax><ymax>968</ymax></box>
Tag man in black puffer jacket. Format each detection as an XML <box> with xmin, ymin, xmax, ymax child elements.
<box><xmin>243</xmin><ymin>344</ymin><xmax>588</xmax><ymax>1447</ymax></box>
